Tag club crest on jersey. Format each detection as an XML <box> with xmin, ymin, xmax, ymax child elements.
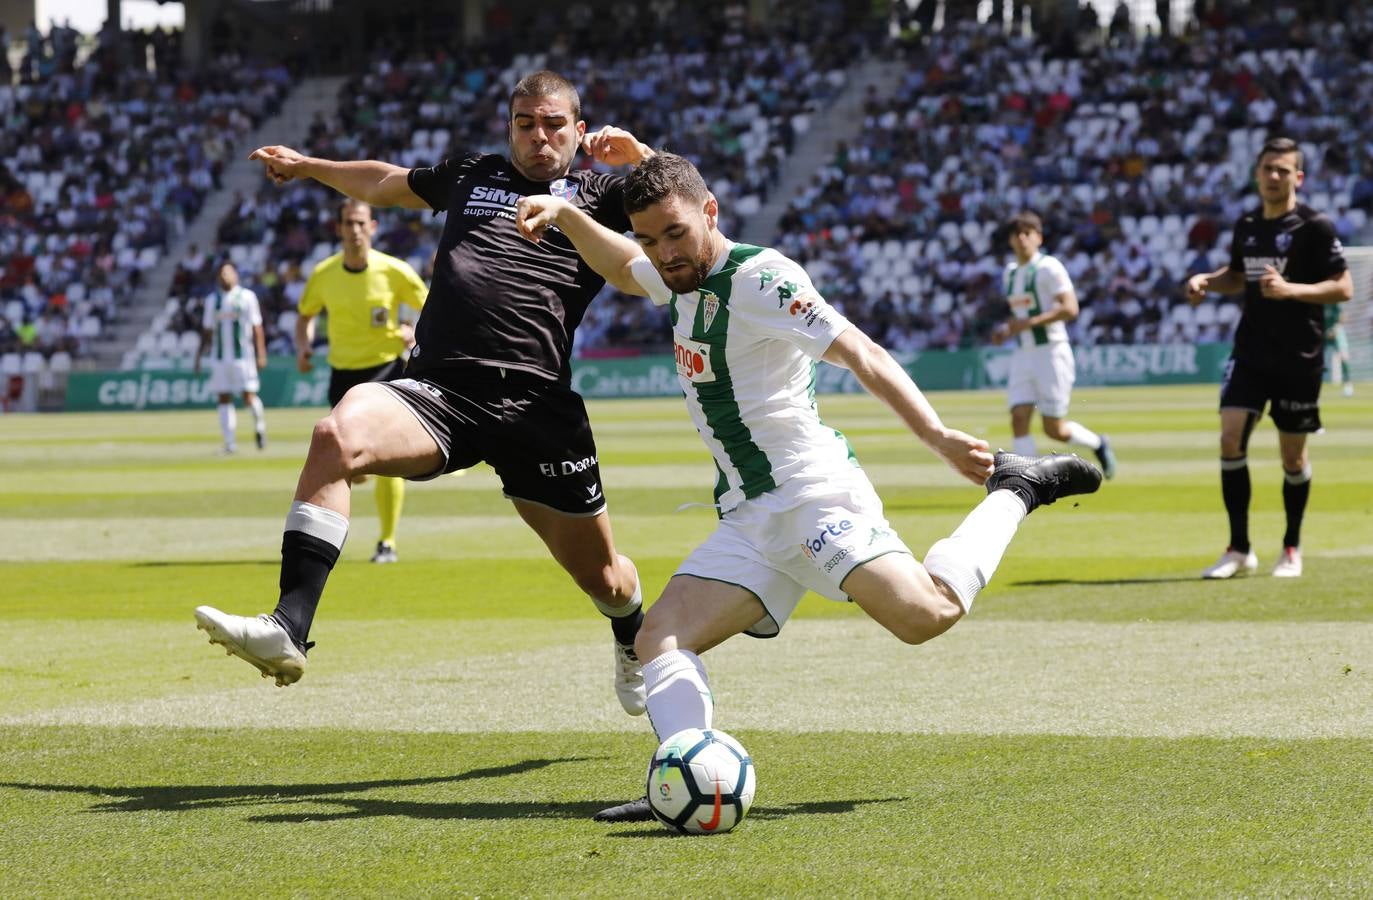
<box><xmin>1274</xmin><ymin>232</ymin><xmax>1293</xmax><ymax>253</ymax></box>
<box><xmin>549</xmin><ymin>178</ymin><xmax>579</xmax><ymax>201</ymax></box>
<box><xmin>700</xmin><ymin>289</ymin><xmax>720</xmax><ymax>332</ymax></box>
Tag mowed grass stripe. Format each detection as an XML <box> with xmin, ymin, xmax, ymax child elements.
<box><xmin>2</xmin><ymin>726</ymin><xmax>1371</xmax><ymax>896</ymax></box>
<box><xmin>4</xmin><ymin>619</ymin><xmax>1369</xmax><ymax>738</ymax></box>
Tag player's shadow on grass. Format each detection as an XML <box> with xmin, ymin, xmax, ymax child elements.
<box><xmin>0</xmin><ymin>757</ymin><xmax>614</xmax><ymax>822</ymax></box>
<box><xmin>606</xmin><ymin>797</ymin><xmax>908</xmax><ymax>838</ymax></box>
<box><xmin>1012</xmin><ymin>576</ymin><xmax>1202</xmax><ymax>586</ymax></box>
<box><xmin>133</xmin><ymin>560</ymin><xmax>277</xmax><ymax>568</ymax></box>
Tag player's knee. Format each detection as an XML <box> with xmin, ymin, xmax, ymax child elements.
<box><xmin>308</xmin><ymin>415</ymin><xmax>362</xmax><ymax>475</ymax></box>
<box><xmin>889</xmin><ymin>591</ymin><xmax>963</xmax><ymax>645</ymax></box>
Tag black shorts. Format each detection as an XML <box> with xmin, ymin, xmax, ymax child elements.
<box><xmin>1219</xmin><ymin>356</ymin><xmax>1323</xmax><ymax>433</ymax></box>
<box><xmin>380</xmin><ymin>367</ymin><xmax>606</xmax><ymax>516</ymax></box>
<box><xmin>329</xmin><ymin>358</ymin><xmax>405</xmax><ymax>407</ymax></box>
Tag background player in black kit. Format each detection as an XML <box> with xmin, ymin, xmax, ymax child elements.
<box><xmin>1185</xmin><ymin>137</ymin><xmax>1352</xmax><ymax>580</ymax></box>
<box><xmin>193</xmin><ymin>71</ymin><xmax>657</xmax><ymax>715</ymax></box>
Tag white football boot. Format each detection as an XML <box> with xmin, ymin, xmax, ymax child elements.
<box><xmin>1201</xmin><ymin>547</ymin><xmax>1259</xmax><ymax>579</ymax></box>
<box><xmin>613</xmin><ymin>641</ymin><xmax>646</xmax><ymax>716</ymax></box>
<box><xmin>194</xmin><ymin>606</ymin><xmax>306</xmax><ymax>686</ymax></box>
<box><xmin>1271</xmin><ymin>547</ymin><xmax>1303</xmax><ymax>578</ymax></box>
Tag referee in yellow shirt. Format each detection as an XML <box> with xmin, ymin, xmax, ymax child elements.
<box><xmin>296</xmin><ymin>199</ymin><xmax>428</xmax><ymax>563</ymax></box>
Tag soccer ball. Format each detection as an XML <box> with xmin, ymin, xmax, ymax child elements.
<box><xmin>646</xmin><ymin>727</ymin><xmax>756</xmax><ymax>835</ymax></box>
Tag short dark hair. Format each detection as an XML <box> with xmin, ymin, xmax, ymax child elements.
<box><xmin>1257</xmin><ymin>136</ymin><xmax>1303</xmax><ymax>169</ymax></box>
<box><xmin>622</xmin><ymin>152</ymin><xmax>710</xmax><ymax>216</ymax></box>
<box><xmin>509</xmin><ymin>70</ymin><xmax>581</xmax><ymax>121</ymax></box>
<box><xmin>1006</xmin><ymin>211</ymin><xmax>1042</xmax><ymax>235</ymax></box>
<box><xmin>337</xmin><ymin>198</ymin><xmax>373</xmax><ymax>223</ymax></box>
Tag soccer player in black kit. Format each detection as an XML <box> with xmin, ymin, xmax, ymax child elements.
<box><xmin>1186</xmin><ymin>137</ymin><xmax>1352</xmax><ymax>579</ymax></box>
<box><xmin>193</xmin><ymin>71</ymin><xmax>656</xmax><ymax>715</ymax></box>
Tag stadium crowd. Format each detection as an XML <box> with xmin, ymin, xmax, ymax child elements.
<box><xmin>768</xmin><ymin>1</ymin><xmax>1373</xmax><ymax>352</ymax></box>
<box><xmin>162</xmin><ymin>0</ymin><xmax>871</xmax><ymax>366</ymax></box>
<box><xmin>7</xmin><ymin>0</ymin><xmax>1371</xmax><ymax>368</ymax></box>
<box><xmin>0</xmin><ymin>21</ymin><xmax>291</xmax><ymax>361</ymax></box>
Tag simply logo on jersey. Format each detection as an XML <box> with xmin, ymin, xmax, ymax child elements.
<box><xmin>538</xmin><ymin>454</ymin><xmax>598</xmax><ymax>476</ymax></box>
<box><xmin>1243</xmin><ymin>257</ymin><xmax>1288</xmax><ymax>279</ymax></box>
<box><xmin>549</xmin><ymin>178</ymin><xmax>579</xmax><ymax>201</ymax></box>
<box><xmin>465</xmin><ymin>186</ymin><xmax>523</xmax><ymax>220</ymax></box>
<box><xmin>674</xmin><ymin>336</ymin><xmax>716</xmax><ymax>383</ymax></box>
<box><xmin>700</xmin><ymin>289</ymin><xmax>720</xmax><ymax>332</ymax></box>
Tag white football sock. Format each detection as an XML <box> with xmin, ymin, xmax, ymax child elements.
<box><xmin>1063</xmin><ymin>420</ymin><xmax>1102</xmax><ymax>451</ymax></box>
<box><xmin>922</xmin><ymin>489</ymin><xmax>1028</xmax><ymax>612</ymax></box>
<box><xmin>248</xmin><ymin>395</ymin><xmax>266</xmax><ymax>435</ymax></box>
<box><xmin>588</xmin><ymin>565</ymin><xmax>642</xmax><ymax>617</ymax></box>
<box><xmin>285</xmin><ymin>499</ymin><xmax>349</xmax><ymax>550</ymax></box>
<box><xmin>217</xmin><ymin>403</ymin><xmax>236</xmax><ymax>447</ymax></box>
<box><xmin>643</xmin><ymin>649</ymin><xmax>712</xmax><ymax>741</ymax></box>
<box><xmin>1012</xmin><ymin>434</ymin><xmax>1037</xmax><ymax>456</ymax></box>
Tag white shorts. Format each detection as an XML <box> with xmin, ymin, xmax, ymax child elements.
<box><xmin>1007</xmin><ymin>342</ymin><xmax>1075</xmax><ymax>417</ymax></box>
<box><xmin>675</xmin><ymin>468</ymin><xmax>912</xmax><ymax>638</ymax></box>
<box><xmin>206</xmin><ymin>359</ymin><xmax>260</xmax><ymax>395</ymax></box>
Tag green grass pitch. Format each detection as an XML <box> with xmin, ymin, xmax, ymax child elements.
<box><xmin>2</xmin><ymin>384</ymin><xmax>1371</xmax><ymax>896</ymax></box>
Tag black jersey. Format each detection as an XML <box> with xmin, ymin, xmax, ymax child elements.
<box><xmin>1228</xmin><ymin>202</ymin><xmax>1347</xmax><ymax>374</ymax></box>
<box><xmin>405</xmin><ymin>153</ymin><xmax>629</xmax><ymax>383</ymax></box>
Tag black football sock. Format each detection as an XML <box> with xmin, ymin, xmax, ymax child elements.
<box><xmin>590</xmin><ymin>574</ymin><xmax>644</xmax><ymax>648</ymax></box>
<box><xmin>272</xmin><ymin>501</ymin><xmax>348</xmax><ymax>650</ymax></box>
<box><xmin>1220</xmin><ymin>456</ymin><xmax>1250</xmax><ymax>553</ymax></box>
<box><xmin>1282</xmin><ymin>464</ymin><xmax>1312</xmax><ymax>549</ymax></box>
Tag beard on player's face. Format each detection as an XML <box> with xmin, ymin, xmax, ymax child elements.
<box><xmin>656</xmin><ymin>232</ymin><xmax>714</xmax><ymax>293</ymax></box>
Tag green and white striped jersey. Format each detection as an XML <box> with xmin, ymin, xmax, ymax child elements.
<box><xmin>201</xmin><ymin>286</ymin><xmax>263</xmax><ymax>363</ymax></box>
<box><xmin>1003</xmin><ymin>251</ymin><xmax>1072</xmax><ymax>348</ymax></box>
<box><xmin>632</xmin><ymin>241</ymin><xmax>856</xmax><ymax>513</ymax></box>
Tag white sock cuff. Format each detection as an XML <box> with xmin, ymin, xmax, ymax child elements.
<box><xmin>923</xmin><ymin>490</ymin><xmax>1026</xmax><ymax>612</ymax></box>
<box><xmin>590</xmin><ymin>569</ymin><xmax>643</xmax><ymax>618</ymax></box>
<box><xmin>1064</xmin><ymin>421</ymin><xmax>1102</xmax><ymax>450</ymax></box>
<box><xmin>285</xmin><ymin>500</ymin><xmax>349</xmax><ymax>549</ymax></box>
<box><xmin>1012</xmin><ymin>435</ymin><xmax>1037</xmax><ymax>456</ymax></box>
<box><xmin>1284</xmin><ymin>464</ymin><xmax>1312</xmax><ymax>484</ymax></box>
<box><xmin>1220</xmin><ymin>456</ymin><xmax>1248</xmax><ymax>471</ymax></box>
<box><xmin>643</xmin><ymin>648</ymin><xmax>703</xmax><ymax>688</ymax></box>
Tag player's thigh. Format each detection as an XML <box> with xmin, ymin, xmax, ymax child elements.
<box><xmin>1035</xmin><ymin>342</ymin><xmax>1075</xmax><ymax>418</ymax></box>
<box><xmin>327</xmin><ymin>382</ymin><xmax>443</xmax><ymax>477</ymax></box>
<box><xmin>841</xmin><ymin>552</ymin><xmax>960</xmax><ymax>644</ymax></box>
<box><xmin>1006</xmin><ymin>351</ymin><xmax>1037</xmax><ymax>409</ymax></box>
<box><xmin>638</xmin><ymin>575</ymin><xmax>769</xmax><ymax>658</ymax></box>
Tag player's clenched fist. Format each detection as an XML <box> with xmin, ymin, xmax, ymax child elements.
<box><xmin>1184</xmin><ymin>273</ymin><xmax>1209</xmax><ymax>304</ymax></box>
<box><xmin>932</xmin><ymin>428</ymin><xmax>994</xmax><ymax>486</ymax></box>
<box><xmin>249</xmin><ymin>145</ymin><xmax>309</xmax><ymax>184</ymax></box>
<box><xmin>515</xmin><ymin>195</ymin><xmax>570</xmax><ymax>243</ymax></box>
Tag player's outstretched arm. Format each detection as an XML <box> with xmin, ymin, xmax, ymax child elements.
<box><xmin>1185</xmin><ymin>266</ymin><xmax>1244</xmax><ymax>304</ymax></box>
<box><xmin>248</xmin><ymin>145</ymin><xmax>429</xmax><ymax>209</ymax></box>
<box><xmin>515</xmin><ymin>195</ymin><xmax>651</xmax><ymax>297</ymax></box>
<box><xmin>823</xmin><ymin>328</ymin><xmax>993</xmax><ymax>486</ymax></box>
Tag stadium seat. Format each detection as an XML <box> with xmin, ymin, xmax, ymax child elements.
<box><xmin>21</xmin><ymin>352</ymin><xmax>44</xmax><ymax>374</ymax></box>
<box><xmin>1</xmin><ymin>353</ymin><xmax>21</xmax><ymax>375</ymax></box>
<box><xmin>135</xmin><ymin>332</ymin><xmax>158</xmax><ymax>354</ymax></box>
<box><xmin>178</xmin><ymin>331</ymin><xmax>201</xmax><ymax>354</ymax></box>
<box><xmin>157</xmin><ymin>331</ymin><xmax>180</xmax><ymax>354</ymax></box>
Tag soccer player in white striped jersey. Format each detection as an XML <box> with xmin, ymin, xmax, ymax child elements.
<box><xmin>992</xmin><ymin>212</ymin><xmax>1116</xmax><ymax>478</ymax></box>
<box><xmin>194</xmin><ymin>261</ymin><xmax>268</xmax><ymax>453</ymax></box>
<box><xmin>516</xmin><ymin>154</ymin><xmax>1102</xmax><ymax>822</ymax></box>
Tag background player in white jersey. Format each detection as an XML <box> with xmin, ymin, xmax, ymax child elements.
<box><xmin>194</xmin><ymin>261</ymin><xmax>267</xmax><ymax>454</ymax></box>
<box><xmin>515</xmin><ymin>153</ymin><xmax>1103</xmax><ymax>822</ymax></box>
<box><xmin>992</xmin><ymin>212</ymin><xmax>1116</xmax><ymax>479</ymax></box>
